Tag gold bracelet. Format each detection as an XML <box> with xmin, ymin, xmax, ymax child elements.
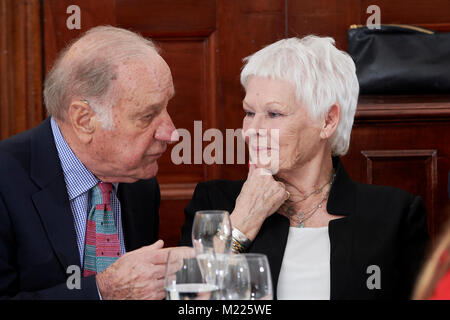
<box><xmin>231</xmin><ymin>237</ymin><xmax>247</xmax><ymax>253</ymax></box>
<box><xmin>232</xmin><ymin>227</ymin><xmax>251</xmax><ymax>249</ymax></box>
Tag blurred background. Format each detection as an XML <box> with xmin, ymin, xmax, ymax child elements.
<box><xmin>1</xmin><ymin>0</ymin><xmax>449</xmax><ymax>247</ymax></box>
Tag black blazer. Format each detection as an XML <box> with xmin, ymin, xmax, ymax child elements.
<box><xmin>180</xmin><ymin>157</ymin><xmax>429</xmax><ymax>300</ymax></box>
<box><xmin>0</xmin><ymin>118</ymin><xmax>160</xmax><ymax>299</ymax></box>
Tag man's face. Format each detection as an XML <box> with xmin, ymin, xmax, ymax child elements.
<box><xmin>90</xmin><ymin>55</ymin><xmax>176</xmax><ymax>183</ymax></box>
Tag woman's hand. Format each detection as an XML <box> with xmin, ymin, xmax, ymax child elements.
<box><xmin>230</xmin><ymin>164</ymin><xmax>288</xmax><ymax>241</ymax></box>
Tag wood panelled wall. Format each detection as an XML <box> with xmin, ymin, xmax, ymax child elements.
<box><xmin>0</xmin><ymin>0</ymin><xmax>43</xmax><ymax>138</ymax></box>
<box><xmin>1</xmin><ymin>0</ymin><xmax>449</xmax><ymax>247</ymax></box>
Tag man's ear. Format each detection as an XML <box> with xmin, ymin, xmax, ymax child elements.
<box><xmin>68</xmin><ymin>100</ymin><xmax>97</xmax><ymax>143</ymax></box>
<box><xmin>320</xmin><ymin>103</ymin><xmax>340</xmax><ymax>139</ymax></box>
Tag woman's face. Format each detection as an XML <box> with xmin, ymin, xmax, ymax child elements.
<box><xmin>242</xmin><ymin>76</ymin><xmax>324</xmax><ymax>174</ymax></box>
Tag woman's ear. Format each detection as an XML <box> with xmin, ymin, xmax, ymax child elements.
<box><xmin>320</xmin><ymin>103</ymin><xmax>340</xmax><ymax>139</ymax></box>
<box><xmin>68</xmin><ymin>100</ymin><xmax>97</xmax><ymax>143</ymax></box>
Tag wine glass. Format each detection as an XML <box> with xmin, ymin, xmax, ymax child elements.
<box><xmin>192</xmin><ymin>210</ymin><xmax>232</xmax><ymax>254</ymax></box>
<box><xmin>192</xmin><ymin>210</ymin><xmax>232</xmax><ymax>287</ymax></box>
<box><xmin>218</xmin><ymin>254</ymin><xmax>251</xmax><ymax>300</ymax></box>
<box><xmin>164</xmin><ymin>248</ymin><xmax>218</xmax><ymax>300</ymax></box>
<box><xmin>243</xmin><ymin>253</ymin><xmax>273</xmax><ymax>300</ymax></box>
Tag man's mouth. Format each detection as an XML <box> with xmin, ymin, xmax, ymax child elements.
<box><xmin>148</xmin><ymin>144</ymin><xmax>167</xmax><ymax>158</ymax></box>
<box><xmin>148</xmin><ymin>152</ymin><xmax>164</xmax><ymax>158</ymax></box>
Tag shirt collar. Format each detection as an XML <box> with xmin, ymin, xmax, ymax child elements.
<box><xmin>50</xmin><ymin>117</ymin><xmax>118</xmax><ymax>200</ymax></box>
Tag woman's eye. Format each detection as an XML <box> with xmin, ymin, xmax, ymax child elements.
<box><xmin>268</xmin><ymin>111</ymin><xmax>281</xmax><ymax>118</ymax></box>
<box><xmin>244</xmin><ymin>110</ymin><xmax>255</xmax><ymax>117</ymax></box>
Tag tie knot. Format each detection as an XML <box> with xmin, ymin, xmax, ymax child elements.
<box><xmin>97</xmin><ymin>182</ymin><xmax>113</xmax><ymax>204</ymax></box>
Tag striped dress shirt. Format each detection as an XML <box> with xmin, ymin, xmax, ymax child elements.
<box><xmin>50</xmin><ymin>117</ymin><xmax>126</xmax><ymax>267</ymax></box>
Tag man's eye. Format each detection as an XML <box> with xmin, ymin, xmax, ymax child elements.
<box><xmin>268</xmin><ymin>111</ymin><xmax>281</xmax><ymax>118</ymax></box>
<box><xmin>142</xmin><ymin>114</ymin><xmax>154</xmax><ymax>120</ymax></box>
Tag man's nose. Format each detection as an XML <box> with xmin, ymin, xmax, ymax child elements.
<box><xmin>154</xmin><ymin>112</ymin><xmax>178</xmax><ymax>143</ymax></box>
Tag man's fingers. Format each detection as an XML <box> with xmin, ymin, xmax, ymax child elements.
<box><xmin>169</xmin><ymin>246</ymin><xmax>196</xmax><ymax>259</ymax></box>
<box><xmin>143</xmin><ymin>246</ymin><xmax>196</xmax><ymax>266</ymax></box>
<box><xmin>149</xmin><ymin>264</ymin><xmax>167</xmax><ymax>280</ymax></box>
<box><xmin>146</xmin><ymin>279</ymin><xmax>166</xmax><ymax>300</ymax></box>
<box><xmin>147</xmin><ymin>239</ymin><xmax>165</xmax><ymax>250</ymax></box>
<box><xmin>145</xmin><ymin>247</ymin><xmax>172</xmax><ymax>265</ymax></box>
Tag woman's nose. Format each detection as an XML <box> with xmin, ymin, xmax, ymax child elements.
<box><xmin>243</xmin><ymin>115</ymin><xmax>268</xmax><ymax>138</ymax></box>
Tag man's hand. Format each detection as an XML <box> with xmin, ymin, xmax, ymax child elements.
<box><xmin>95</xmin><ymin>240</ymin><xmax>190</xmax><ymax>300</ymax></box>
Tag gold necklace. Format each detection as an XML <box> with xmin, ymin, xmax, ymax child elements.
<box><xmin>295</xmin><ymin>190</ymin><xmax>330</xmax><ymax>228</ymax></box>
<box><xmin>290</xmin><ymin>178</ymin><xmax>332</xmax><ymax>204</ymax></box>
<box><xmin>291</xmin><ymin>171</ymin><xmax>335</xmax><ymax>228</ymax></box>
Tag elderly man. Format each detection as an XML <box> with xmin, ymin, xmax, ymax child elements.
<box><xmin>0</xmin><ymin>26</ymin><xmax>179</xmax><ymax>299</ymax></box>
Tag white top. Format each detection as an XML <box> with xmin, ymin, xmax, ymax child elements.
<box><xmin>277</xmin><ymin>226</ymin><xmax>331</xmax><ymax>300</ymax></box>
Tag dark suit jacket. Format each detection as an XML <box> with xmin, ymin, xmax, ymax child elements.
<box><xmin>180</xmin><ymin>157</ymin><xmax>430</xmax><ymax>299</ymax></box>
<box><xmin>0</xmin><ymin>118</ymin><xmax>160</xmax><ymax>299</ymax></box>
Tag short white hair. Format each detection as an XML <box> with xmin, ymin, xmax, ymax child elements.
<box><xmin>240</xmin><ymin>36</ymin><xmax>359</xmax><ymax>156</ymax></box>
<box><xmin>44</xmin><ymin>26</ymin><xmax>159</xmax><ymax>129</ymax></box>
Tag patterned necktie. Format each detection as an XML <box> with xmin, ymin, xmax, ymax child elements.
<box><xmin>83</xmin><ymin>182</ymin><xmax>122</xmax><ymax>277</ymax></box>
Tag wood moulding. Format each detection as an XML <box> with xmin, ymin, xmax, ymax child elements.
<box><xmin>356</xmin><ymin>95</ymin><xmax>450</xmax><ymax>123</ymax></box>
<box><xmin>0</xmin><ymin>0</ymin><xmax>43</xmax><ymax>140</ymax></box>
<box><xmin>160</xmin><ymin>183</ymin><xmax>197</xmax><ymax>201</ymax></box>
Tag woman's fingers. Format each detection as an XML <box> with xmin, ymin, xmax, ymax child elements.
<box><xmin>248</xmin><ymin>162</ymin><xmax>256</xmax><ymax>177</ymax></box>
<box><xmin>267</xmin><ymin>181</ymin><xmax>287</xmax><ymax>210</ymax></box>
<box><xmin>242</xmin><ymin>172</ymin><xmax>285</xmax><ymax>213</ymax></box>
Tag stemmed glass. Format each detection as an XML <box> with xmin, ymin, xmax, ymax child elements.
<box><xmin>191</xmin><ymin>210</ymin><xmax>232</xmax><ymax>287</ymax></box>
<box><xmin>243</xmin><ymin>253</ymin><xmax>273</xmax><ymax>300</ymax></box>
<box><xmin>164</xmin><ymin>247</ymin><xmax>218</xmax><ymax>300</ymax></box>
<box><xmin>218</xmin><ymin>254</ymin><xmax>251</xmax><ymax>300</ymax></box>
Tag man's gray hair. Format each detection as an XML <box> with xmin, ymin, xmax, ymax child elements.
<box><xmin>240</xmin><ymin>36</ymin><xmax>359</xmax><ymax>156</ymax></box>
<box><xmin>43</xmin><ymin>26</ymin><xmax>159</xmax><ymax>129</ymax></box>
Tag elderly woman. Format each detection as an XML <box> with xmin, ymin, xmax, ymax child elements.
<box><xmin>179</xmin><ymin>36</ymin><xmax>429</xmax><ymax>299</ymax></box>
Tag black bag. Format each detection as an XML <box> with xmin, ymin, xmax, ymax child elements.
<box><xmin>347</xmin><ymin>24</ymin><xmax>450</xmax><ymax>94</ymax></box>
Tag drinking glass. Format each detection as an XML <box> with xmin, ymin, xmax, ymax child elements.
<box><xmin>164</xmin><ymin>248</ymin><xmax>218</xmax><ymax>300</ymax></box>
<box><xmin>218</xmin><ymin>254</ymin><xmax>251</xmax><ymax>300</ymax></box>
<box><xmin>192</xmin><ymin>210</ymin><xmax>232</xmax><ymax>287</ymax></box>
<box><xmin>243</xmin><ymin>253</ymin><xmax>273</xmax><ymax>300</ymax></box>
